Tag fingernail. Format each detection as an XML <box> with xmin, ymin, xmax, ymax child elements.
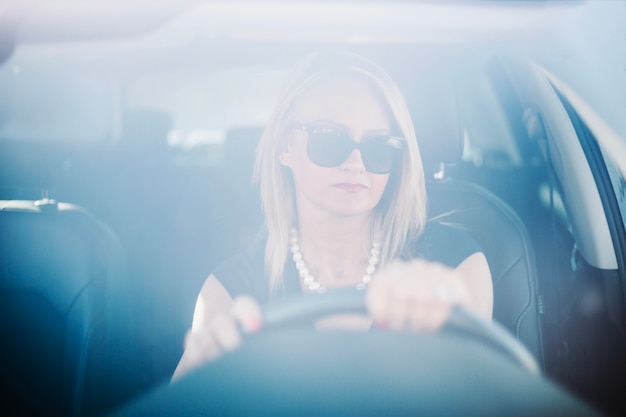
<box><xmin>375</xmin><ymin>319</ymin><xmax>388</xmax><ymax>330</ymax></box>
<box><xmin>245</xmin><ymin>317</ymin><xmax>262</xmax><ymax>333</ymax></box>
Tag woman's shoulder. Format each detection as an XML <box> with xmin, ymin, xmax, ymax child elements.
<box><xmin>408</xmin><ymin>220</ymin><xmax>482</xmax><ymax>268</ymax></box>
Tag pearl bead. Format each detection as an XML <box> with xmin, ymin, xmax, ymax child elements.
<box><xmin>290</xmin><ymin>228</ymin><xmax>380</xmax><ymax>293</ymax></box>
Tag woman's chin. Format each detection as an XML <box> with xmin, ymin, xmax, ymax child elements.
<box><xmin>324</xmin><ymin>203</ymin><xmax>377</xmax><ymax>219</ymax></box>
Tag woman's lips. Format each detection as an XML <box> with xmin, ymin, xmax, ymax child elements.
<box><xmin>333</xmin><ymin>183</ymin><xmax>367</xmax><ymax>192</ymax></box>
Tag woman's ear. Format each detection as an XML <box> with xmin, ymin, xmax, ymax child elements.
<box><xmin>278</xmin><ymin>145</ymin><xmax>293</xmax><ymax>168</ymax></box>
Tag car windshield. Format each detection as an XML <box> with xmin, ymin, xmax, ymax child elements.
<box><xmin>1</xmin><ymin>1</ymin><xmax>625</xmax><ymax>417</ymax></box>
<box><xmin>2</xmin><ymin>1</ymin><xmax>624</xmax><ymax>165</ymax></box>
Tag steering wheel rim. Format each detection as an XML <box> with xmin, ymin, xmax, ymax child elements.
<box><xmin>260</xmin><ymin>288</ymin><xmax>540</xmax><ymax>375</ymax></box>
<box><xmin>113</xmin><ymin>292</ymin><xmax>605</xmax><ymax>417</ymax></box>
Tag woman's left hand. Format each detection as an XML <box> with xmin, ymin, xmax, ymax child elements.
<box><xmin>366</xmin><ymin>259</ymin><xmax>471</xmax><ymax>332</ymax></box>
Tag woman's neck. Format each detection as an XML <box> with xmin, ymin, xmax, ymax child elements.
<box><xmin>295</xmin><ymin>211</ymin><xmax>373</xmax><ymax>287</ymax></box>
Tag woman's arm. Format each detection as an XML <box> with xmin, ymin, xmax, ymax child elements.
<box><xmin>173</xmin><ymin>252</ymin><xmax>492</xmax><ymax>380</ymax></box>
<box><xmin>455</xmin><ymin>251</ymin><xmax>493</xmax><ymax>321</ymax></box>
<box><xmin>171</xmin><ymin>275</ymin><xmax>261</xmax><ymax>382</ymax></box>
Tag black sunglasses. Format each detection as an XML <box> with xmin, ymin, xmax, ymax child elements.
<box><xmin>293</xmin><ymin>124</ymin><xmax>406</xmax><ymax>174</ymax></box>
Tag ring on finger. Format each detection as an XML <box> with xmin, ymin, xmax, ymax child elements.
<box><xmin>435</xmin><ymin>283</ymin><xmax>458</xmax><ymax>302</ymax></box>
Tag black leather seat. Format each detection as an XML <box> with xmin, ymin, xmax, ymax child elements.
<box><xmin>0</xmin><ymin>199</ymin><xmax>139</xmax><ymax>416</ymax></box>
<box><xmin>412</xmin><ymin>73</ymin><xmax>545</xmax><ymax>367</ymax></box>
<box><xmin>426</xmin><ymin>180</ymin><xmax>545</xmax><ymax>366</ymax></box>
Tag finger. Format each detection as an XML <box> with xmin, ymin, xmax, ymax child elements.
<box><xmin>404</xmin><ymin>276</ymin><xmax>437</xmax><ymax>331</ymax></box>
<box><xmin>435</xmin><ymin>282</ymin><xmax>459</xmax><ymax>303</ymax></box>
<box><xmin>407</xmin><ymin>297</ymin><xmax>427</xmax><ymax>331</ymax></box>
<box><xmin>211</xmin><ymin>313</ymin><xmax>242</xmax><ymax>353</ymax></box>
<box><xmin>391</xmin><ymin>260</ymin><xmax>453</xmax><ymax>331</ymax></box>
<box><xmin>184</xmin><ymin>327</ymin><xmax>222</xmax><ymax>363</ymax></box>
<box><xmin>415</xmin><ymin>299</ymin><xmax>451</xmax><ymax>332</ymax></box>
<box><xmin>431</xmin><ymin>302</ymin><xmax>452</xmax><ymax>331</ymax></box>
<box><xmin>388</xmin><ymin>298</ymin><xmax>410</xmax><ymax>330</ymax></box>
<box><xmin>366</xmin><ymin>278</ymin><xmax>389</xmax><ymax>325</ymax></box>
<box><xmin>388</xmin><ymin>283</ymin><xmax>413</xmax><ymax>331</ymax></box>
<box><xmin>232</xmin><ymin>295</ymin><xmax>263</xmax><ymax>333</ymax></box>
<box><xmin>434</xmin><ymin>273</ymin><xmax>471</xmax><ymax>307</ymax></box>
<box><xmin>367</xmin><ymin>263</ymin><xmax>402</xmax><ymax>328</ymax></box>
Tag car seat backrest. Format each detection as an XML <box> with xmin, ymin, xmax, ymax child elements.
<box><xmin>413</xmin><ymin>78</ymin><xmax>544</xmax><ymax>366</ymax></box>
<box><xmin>0</xmin><ymin>199</ymin><xmax>139</xmax><ymax>416</ymax></box>
<box><xmin>426</xmin><ymin>181</ymin><xmax>544</xmax><ymax>365</ymax></box>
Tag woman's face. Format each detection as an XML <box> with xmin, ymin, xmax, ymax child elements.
<box><xmin>279</xmin><ymin>76</ymin><xmax>394</xmax><ymax>219</ymax></box>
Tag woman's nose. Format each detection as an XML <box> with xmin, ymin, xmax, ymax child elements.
<box><xmin>340</xmin><ymin>148</ymin><xmax>366</xmax><ymax>172</ymax></box>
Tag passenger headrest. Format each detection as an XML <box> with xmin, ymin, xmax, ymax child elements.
<box><xmin>223</xmin><ymin>127</ymin><xmax>264</xmax><ymax>168</ymax></box>
<box><xmin>121</xmin><ymin>110</ymin><xmax>172</xmax><ymax>145</ymax></box>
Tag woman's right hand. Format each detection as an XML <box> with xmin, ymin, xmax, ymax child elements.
<box><xmin>171</xmin><ymin>295</ymin><xmax>262</xmax><ymax>382</ymax></box>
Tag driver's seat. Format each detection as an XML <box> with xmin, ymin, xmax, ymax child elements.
<box><xmin>411</xmin><ymin>74</ymin><xmax>544</xmax><ymax>368</ymax></box>
<box><xmin>425</xmin><ymin>180</ymin><xmax>544</xmax><ymax>367</ymax></box>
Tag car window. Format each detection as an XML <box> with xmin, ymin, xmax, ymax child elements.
<box><xmin>601</xmin><ymin>151</ymin><xmax>626</xmax><ymax>232</ymax></box>
<box><xmin>127</xmin><ymin>66</ymin><xmax>287</xmax><ymax>154</ymax></box>
<box><xmin>532</xmin><ymin>1</ymin><xmax>626</xmax><ymax>146</ymax></box>
<box><xmin>0</xmin><ymin>56</ymin><xmax>116</xmax><ymax>143</ymax></box>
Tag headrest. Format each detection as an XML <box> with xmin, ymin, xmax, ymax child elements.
<box><xmin>408</xmin><ymin>70</ymin><xmax>463</xmax><ymax>177</ymax></box>
<box><xmin>223</xmin><ymin>127</ymin><xmax>264</xmax><ymax>167</ymax></box>
<box><xmin>121</xmin><ymin>110</ymin><xmax>172</xmax><ymax>145</ymax></box>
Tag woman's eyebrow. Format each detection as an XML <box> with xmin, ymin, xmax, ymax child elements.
<box><xmin>308</xmin><ymin>120</ymin><xmax>348</xmax><ymax>128</ymax></box>
<box><xmin>365</xmin><ymin>128</ymin><xmax>392</xmax><ymax>134</ymax></box>
<box><xmin>311</xmin><ymin>120</ymin><xmax>391</xmax><ymax>134</ymax></box>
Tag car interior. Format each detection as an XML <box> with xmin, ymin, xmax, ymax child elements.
<box><xmin>1</xmin><ymin>2</ymin><xmax>625</xmax><ymax>416</ymax></box>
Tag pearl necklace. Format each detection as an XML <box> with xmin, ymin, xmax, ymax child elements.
<box><xmin>289</xmin><ymin>228</ymin><xmax>381</xmax><ymax>293</ymax></box>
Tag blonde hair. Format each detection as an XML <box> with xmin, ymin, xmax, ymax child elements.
<box><xmin>253</xmin><ymin>52</ymin><xmax>427</xmax><ymax>296</ymax></box>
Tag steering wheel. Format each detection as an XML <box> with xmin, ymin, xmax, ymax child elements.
<box><xmin>260</xmin><ymin>288</ymin><xmax>540</xmax><ymax>375</ymax></box>
<box><xmin>114</xmin><ymin>288</ymin><xmax>602</xmax><ymax>417</ymax></box>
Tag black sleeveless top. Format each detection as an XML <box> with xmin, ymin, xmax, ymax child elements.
<box><xmin>212</xmin><ymin>221</ymin><xmax>481</xmax><ymax>305</ymax></box>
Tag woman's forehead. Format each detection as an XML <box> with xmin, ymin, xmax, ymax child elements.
<box><xmin>290</xmin><ymin>75</ymin><xmax>392</xmax><ymax>129</ymax></box>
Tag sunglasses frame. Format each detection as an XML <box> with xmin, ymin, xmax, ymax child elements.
<box><xmin>292</xmin><ymin>123</ymin><xmax>407</xmax><ymax>174</ymax></box>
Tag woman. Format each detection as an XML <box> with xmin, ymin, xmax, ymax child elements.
<box><xmin>172</xmin><ymin>52</ymin><xmax>492</xmax><ymax>381</ymax></box>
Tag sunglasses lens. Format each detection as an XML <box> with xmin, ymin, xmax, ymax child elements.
<box><xmin>306</xmin><ymin>130</ymin><xmax>354</xmax><ymax>167</ymax></box>
<box><xmin>360</xmin><ymin>136</ymin><xmax>404</xmax><ymax>174</ymax></box>
<box><xmin>303</xmin><ymin>126</ymin><xmax>405</xmax><ymax>173</ymax></box>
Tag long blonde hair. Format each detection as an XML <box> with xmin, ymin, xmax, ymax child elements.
<box><xmin>253</xmin><ymin>52</ymin><xmax>427</xmax><ymax>296</ymax></box>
